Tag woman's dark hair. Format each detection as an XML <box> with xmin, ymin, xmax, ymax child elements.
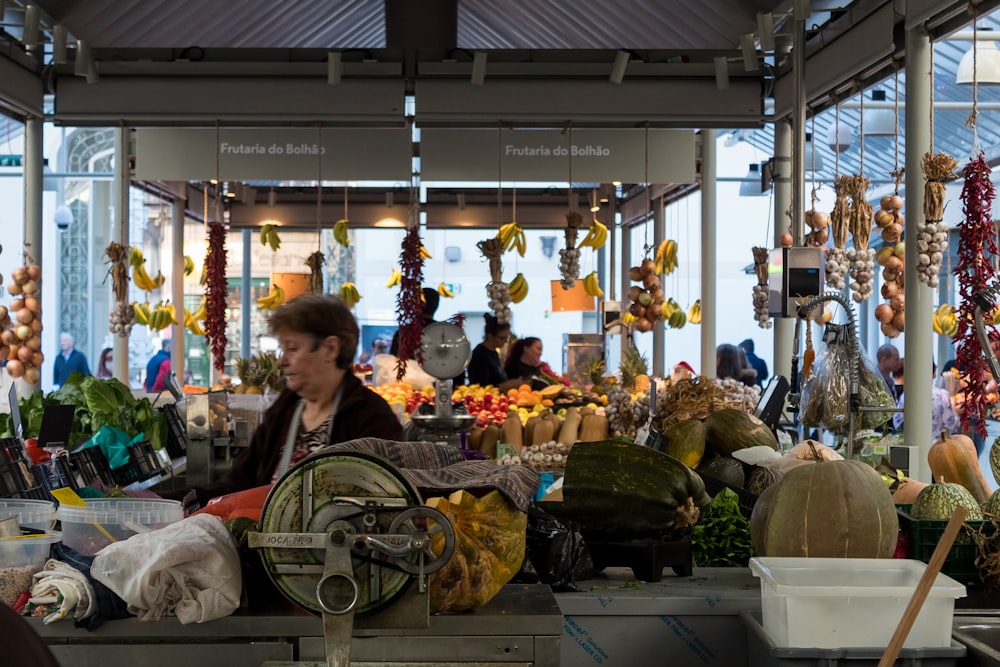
<box><xmin>268</xmin><ymin>294</ymin><xmax>359</xmax><ymax>370</ymax></box>
<box><xmin>716</xmin><ymin>343</ymin><xmax>744</xmax><ymax>381</ymax></box>
<box><xmin>505</xmin><ymin>336</ymin><xmax>540</xmax><ymax>367</ymax></box>
<box><xmin>97</xmin><ymin>347</ymin><xmax>114</xmax><ymax>378</ymax></box>
<box><xmin>483</xmin><ymin>313</ymin><xmax>511</xmax><ymax>337</ymax></box>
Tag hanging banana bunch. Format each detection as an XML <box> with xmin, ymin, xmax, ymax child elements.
<box><xmin>932</xmin><ymin>303</ymin><xmax>958</xmax><ymax>338</ymax></box>
<box><xmin>185</xmin><ymin>296</ymin><xmax>207</xmax><ymax>335</ymax></box>
<box><xmin>333</xmin><ymin>219</ymin><xmax>350</xmax><ymax>247</ymax></box>
<box><xmin>420</xmin><ymin>245</ymin><xmax>433</xmax><ymax>260</ymax></box>
<box><xmin>437</xmin><ymin>282</ymin><xmax>455</xmax><ymax>298</ymax></box>
<box><xmin>582</xmin><ymin>270</ymin><xmax>604</xmax><ymax>298</ymax></box>
<box><xmin>654</xmin><ymin>239</ymin><xmax>679</xmax><ymax>276</ymax></box>
<box><xmin>687</xmin><ymin>299</ymin><xmax>702</xmax><ymax>325</ymax></box>
<box><xmin>146</xmin><ymin>301</ymin><xmax>178</xmax><ymax>331</ymax></box>
<box><xmin>183</xmin><ymin>255</ymin><xmax>196</xmax><ymax>276</ymax></box>
<box><xmin>508</xmin><ymin>272</ymin><xmax>528</xmax><ymax>303</ymax></box>
<box><xmin>339</xmin><ymin>282</ymin><xmax>362</xmax><ymax>308</ymax></box>
<box><xmin>256</xmin><ymin>284</ymin><xmax>285</xmax><ymax>311</ymax></box>
<box><xmin>259</xmin><ymin>223</ymin><xmax>282</xmax><ymax>251</ymax></box>
<box><xmin>578</xmin><ymin>217</ymin><xmax>608</xmax><ymax>250</ymax></box>
<box><xmin>386</xmin><ymin>268</ymin><xmax>402</xmax><ymax>288</ymax></box>
<box><xmin>498</xmin><ymin>221</ymin><xmax>527</xmax><ymax>257</ymax></box>
<box><xmin>663</xmin><ymin>298</ymin><xmax>687</xmax><ymax>329</ymax></box>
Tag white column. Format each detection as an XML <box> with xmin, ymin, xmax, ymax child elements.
<box><xmin>651</xmin><ymin>195</ymin><xmax>665</xmax><ymax>377</ymax></box>
<box><xmin>112</xmin><ymin>127</ymin><xmax>130</xmax><ymax>384</ymax></box>
<box><xmin>22</xmin><ymin>117</ymin><xmax>43</xmax><ymax>391</ymax></box>
<box><xmin>700</xmin><ymin>129</ymin><xmax>717</xmax><ymax>378</ymax></box>
<box><xmin>171</xmin><ymin>197</ymin><xmax>185</xmax><ymax>384</ymax></box>
<box><xmin>772</xmin><ymin>120</ymin><xmax>793</xmax><ymax>385</ymax></box>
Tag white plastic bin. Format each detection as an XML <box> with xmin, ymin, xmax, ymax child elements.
<box><xmin>749</xmin><ymin>557</ymin><xmax>966</xmax><ymax>650</ymax></box>
<box><xmin>0</xmin><ymin>498</ymin><xmax>56</xmax><ymax>531</ymax></box>
<box><xmin>55</xmin><ymin>498</ymin><xmax>183</xmax><ymax>555</ymax></box>
<box><xmin>0</xmin><ymin>531</ymin><xmax>61</xmax><ymax>606</ymax></box>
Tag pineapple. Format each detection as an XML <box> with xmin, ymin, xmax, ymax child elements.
<box><xmin>233</xmin><ymin>357</ymin><xmax>253</xmax><ymax>393</ymax></box>
<box><xmin>585</xmin><ymin>358</ymin><xmax>607</xmax><ymax>394</ymax></box>
<box><xmin>620</xmin><ymin>346</ymin><xmax>649</xmax><ymax>392</ymax></box>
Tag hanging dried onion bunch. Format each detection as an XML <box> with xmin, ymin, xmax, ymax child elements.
<box><xmin>824</xmin><ymin>175</ymin><xmax>851</xmax><ymax>290</ymax></box>
<box><xmin>305</xmin><ymin>251</ymin><xmax>325</xmax><ymax>294</ymax></box>
<box><xmin>751</xmin><ymin>246</ymin><xmax>771</xmax><ymax>329</ymax></box>
<box><xmin>844</xmin><ymin>174</ymin><xmax>876</xmax><ymax>302</ymax></box>
<box><xmin>558</xmin><ymin>211</ymin><xmax>583</xmax><ymax>289</ymax></box>
<box><xmin>478</xmin><ymin>236</ymin><xmax>511</xmax><ymax>324</ymax></box>
<box><xmin>104</xmin><ymin>242</ymin><xmax>134</xmax><ymax>337</ymax></box>
<box><xmin>916</xmin><ymin>152</ymin><xmax>958</xmax><ymax>288</ymax></box>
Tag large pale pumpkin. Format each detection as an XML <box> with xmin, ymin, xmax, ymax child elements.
<box><xmin>928</xmin><ymin>430</ymin><xmax>992</xmax><ymax>505</ymax></box>
<box><xmin>426</xmin><ymin>490</ymin><xmax>526</xmax><ymax>613</ymax></box>
<box><xmin>750</xmin><ymin>459</ymin><xmax>898</xmax><ymax>558</ymax></box>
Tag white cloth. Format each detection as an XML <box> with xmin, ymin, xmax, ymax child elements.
<box><xmin>29</xmin><ymin>560</ymin><xmax>96</xmax><ymax>624</ymax></box>
<box><xmin>91</xmin><ymin>514</ymin><xmax>242</xmax><ymax>624</ymax></box>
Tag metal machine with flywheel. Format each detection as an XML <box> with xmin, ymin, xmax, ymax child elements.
<box><xmin>409</xmin><ymin>321</ymin><xmax>475</xmax><ymax>446</ymax></box>
<box><xmin>248</xmin><ymin>449</ymin><xmax>456</xmax><ymax>667</ymax></box>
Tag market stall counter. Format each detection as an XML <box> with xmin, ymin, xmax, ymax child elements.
<box><xmin>28</xmin><ymin>583</ymin><xmax>562</xmax><ymax>667</ymax></box>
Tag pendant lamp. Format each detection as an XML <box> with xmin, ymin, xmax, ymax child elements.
<box><xmin>803</xmin><ymin>133</ymin><xmax>824</xmax><ymax>173</ymax></box>
<box><xmin>740</xmin><ymin>163</ymin><xmax>765</xmax><ymax>196</ymax></box>
<box><xmin>862</xmin><ymin>90</ymin><xmax>896</xmax><ymax>136</ymax></box>
<box><xmin>825</xmin><ymin>121</ymin><xmax>854</xmax><ymax>153</ymax></box>
<box><xmin>957</xmin><ymin>30</ymin><xmax>1000</xmax><ymax>85</ymax></box>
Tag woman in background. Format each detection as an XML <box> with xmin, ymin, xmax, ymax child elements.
<box><xmin>467</xmin><ymin>314</ymin><xmax>521</xmax><ymax>392</ymax></box>
<box><xmin>96</xmin><ymin>348</ymin><xmax>114</xmax><ymax>380</ymax></box>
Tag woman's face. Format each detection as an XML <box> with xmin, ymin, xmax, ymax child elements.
<box><xmin>276</xmin><ymin>330</ymin><xmax>340</xmax><ymax>395</ymax></box>
<box><xmin>521</xmin><ymin>340</ymin><xmax>543</xmax><ymax>366</ymax></box>
<box><xmin>486</xmin><ymin>329</ymin><xmax>511</xmax><ymax>351</ymax></box>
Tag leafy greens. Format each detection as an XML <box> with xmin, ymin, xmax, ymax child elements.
<box><xmin>690</xmin><ymin>487</ymin><xmax>755</xmax><ymax>568</ymax></box>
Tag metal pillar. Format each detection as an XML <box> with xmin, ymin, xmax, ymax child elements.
<box><xmin>773</xmin><ymin>121</ymin><xmax>793</xmax><ymax>386</ymax></box>
<box><xmin>904</xmin><ymin>27</ymin><xmax>933</xmax><ymax>483</ymax></box>
<box><xmin>700</xmin><ymin>129</ymin><xmax>718</xmax><ymax>379</ymax></box>
<box><xmin>112</xmin><ymin>127</ymin><xmax>130</xmax><ymax>383</ymax></box>
<box><xmin>171</xmin><ymin>197</ymin><xmax>186</xmax><ymax>384</ymax></box>
<box><xmin>23</xmin><ymin>117</ymin><xmax>43</xmax><ymax>389</ymax></box>
<box><xmin>242</xmin><ymin>228</ymin><xmax>253</xmax><ymax>360</ymax></box>
<box><xmin>651</xmin><ymin>194</ymin><xmax>665</xmax><ymax>377</ymax></box>
<box><xmin>620</xmin><ymin>212</ymin><xmax>632</xmax><ymax>362</ymax></box>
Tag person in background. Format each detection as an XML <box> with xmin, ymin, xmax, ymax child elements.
<box><xmin>389</xmin><ymin>287</ymin><xmax>440</xmax><ymax>357</ymax></box>
<box><xmin>96</xmin><ymin>347</ymin><xmax>114</xmax><ymax>380</ymax></box>
<box><xmin>53</xmin><ymin>332</ymin><xmax>91</xmax><ymax>389</ymax></box>
<box><xmin>876</xmin><ymin>343</ymin><xmax>900</xmax><ymax>401</ymax></box>
<box><xmin>160</xmin><ymin>293</ymin><xmax>403</xmax><ymax>509</ymax></box>
<box><xmin>467</xmin><ymin>313</ymin><xmax>520</xmax><ymax>392</ymax></box>
<box><xmin>142</xmin><ymin>338</ymin><xmax>170</xmax><ymax>391</ymax></box>
<box><xmin>503</xmin><ymin>337</ymin><xmax>567</xmax><ymax>390</ymax></box>
<box><xmin>717</xmin><ymin>343</ymin><xmax>756</xmax><ymax>386</ymax></box>
<box><xmin>151</xmin><ymin>355</ymin><xmax>172</xmax><ymax>392</ymax></box>
<box><xmin>739</xmin><ymin>338</ymin><xmax>768</xmax><ymax>388</ymax></box>
<box><xmin>893</xmin><ymin>358</ymin><xmax>960</xmax><ymax>440</ymax></box>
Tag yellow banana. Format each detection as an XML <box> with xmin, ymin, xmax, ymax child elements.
<box><xmin>579</xmin><ymin>218</ymin><xmax>608</xmax><ymax>250</ymax></box>
<box><xmin>132</xmin><ymin>301</ymin><xmax>150</xmax><ymax>326</ymax></box>
<box><xmin>687</xmin><ymin>299</ymin><xmax>702</xmax><ymax>325</ymax></box>
<box><xmin>420</xmin><ymin>245</ymin><xmax>432</xmax><ymax>260</ymax></box>
<box><xmin>187</xmin><ymin>319</ymin><xmax>205</xmax><ymax>336</ymax></box>
<box><xmin>129</xmin><ymin>246</ymin><xmax>144</xmax><ymax>269</ymax></box>
<box><xmin>256</xmin><ymin>284</ymin><xmax>285</xmax><ymax>311</ymax></box>
<box><xmin>190</xmin><ymin>296</ymin><xmax>207</xmax><ymax>322</ymax></box>
<box><xmin>386</xmin><ymin>268</ymin><xmax>402</xmax><ymax>288</ymax></box>
<box><xmin>509</xmin><ymin>273</ymin><xmax>528</xmax><ymax>303</ymax></box>
<box><xmin>338</xmin><ymin>282</ymin><xmax>361</xmax><ymax>308</ymax></box>
<box><xmin>583</xmin><ymin>271</ymin><xmax>604</xmax><ymax>298</ymax></box>
<box><xmin>333</xmin><ymin>219</ymin><xmax>351</xmax><ymax>247</ymax></box>
<box><xmin>183</xmin><ymin>255</ymin><xmax>195</xmax><ymax>276</ymax></box>
<box><xmin>132</xmin><ymin>264</ymin><xmax>158</xmax><ymax>292</ymax></box>
<box><xmin>437</xmin><ymin>282</ymin><xmax>455</xmax><ymax>298</ymax></box>
<box><xmin>622</xmin><ymin>311</ymin><xmax>637</xmax><ymax>325</ymax></box>
<box><xmin>655</xmin><ymin>239</ymin><xmax>679</xmax><ymax>276</ymax></box>
<box><xmin>499</xmin><ymin>222</ymin><xmax>526</xmax><ymax>256</ymax></box>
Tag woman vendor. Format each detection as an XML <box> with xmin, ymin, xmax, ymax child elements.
<box><xmin>467</xmin><ymin>314</ymin><xmax>521</xmax><ymax>392</ymax></box>
<box><xmin>162</xmin><ymin>293</ymin><xmax>403</xmax><ymax>508</ymax></box>
<box><xmin>503</xmin><ymin>337</ymin><xmax>567</xmax><ymax>391</ymax></box>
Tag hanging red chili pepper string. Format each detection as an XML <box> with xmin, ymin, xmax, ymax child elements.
<box><xmin>204</xmin><ymin>220</ymin><xmax>228</xmax><ymax>372</ymax></box>
<box><xmin>394</xmin><ymin>124</ymin><xmax>426</xmax><ymax>380</ymax></box>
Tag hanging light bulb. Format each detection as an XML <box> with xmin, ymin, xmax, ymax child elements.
<box><xmin>739</xmin><ymin>163</ymin><xmax>764</xmax><ymax>196</ymax></box>
<box><xmin>803</xmin><ymin>133</ymin><xmax>824</xmax><ymax>173</ymax></box>
<box><xmin>862</xmin><ymin>89</ymin><xmax>896</xmax><ymax>136</ymax></box>
<box><xmin>825</xmin><ymin>121</ymin><xmax>854</xmax><ymax>153</ymax></box>
<box><xmin>590</xmin><ymin>189</ymin><xmax>601</xmax><ymax>212</ymax></box>
<box><xmin>957</xmin><ymin>28</ymin><xmax>1000</xmax><ymax>85</ymax></box>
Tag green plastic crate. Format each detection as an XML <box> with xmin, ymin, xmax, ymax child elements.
<box><xmin>896</xmin><ymin>504</ymin><xmax>991</xmax><ymax>586</ymax></box>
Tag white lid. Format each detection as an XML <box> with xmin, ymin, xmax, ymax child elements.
<box><xmin>55</xmin><ymin>498</ymin><xmax>183</xmax><ymax>526</ymax></box>
<box><xmin>749</xmin><ymin>557</ymin><xmax>967</xmax><ymax>599</ymax></box>
<box><xmin>0</xmin><ymin>498</ymin><xmax>56</xmax><ymax>524</ymax></box>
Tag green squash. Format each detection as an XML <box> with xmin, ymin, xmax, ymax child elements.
<box><xmin>911</xmin><ymin>482</ymin><xmax>983</xmax><ymax>521</ymax></box>
<box><xmin>750</xmin><ymin>459</ymin><xmax>898</xmax><ymax>558</ymax></box>
<box><xmin>698</xmin><ymin>455</ymin><xmax>746</xmax><ymax>489</ymax></box>
<box><xmin>704</xmin><ymin>408</ymin><xmax>777</xmax><ymax>457</ymax></box>
<box><xmin>990</xmin><ymin>435</ymin><xmax>1000</xmax><ymax>491</ymax></box>
<box><xmin>984</xmin><ymin>489</ymin><xmax>1000</xmax><ymax>517</ymax></box>
<box><xmin>661</xmin><ymin>419</ymin><xmax>707</xmax><ymax>468</ymax></box>
<box><xmin>544</xmin><ymin>438</ymin><xmax>712</xmax><ymax>540</ymax></box>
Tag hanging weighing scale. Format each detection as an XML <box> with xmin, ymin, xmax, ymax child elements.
<box><xmin>409</xmin><ymin>321</ymin><xmax>476</xmax><ymax>444</ymax></box>
<box><xmin>248</xmin><ymin>449</ymin><xmax>456</xmax><ymax>667</ymax></box>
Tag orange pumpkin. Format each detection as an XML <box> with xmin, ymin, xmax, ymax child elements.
<box><xmin>927</xmin><ymin>430</ymin><xmax>992</xmax><ymax>505</ymax></box>
<box><xmin>891</xmin><ymin>477</ymin><xmax>928</xmax><ymax>505</ymax></box>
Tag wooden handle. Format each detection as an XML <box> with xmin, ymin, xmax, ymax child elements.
<box><xmin>877</xmin><ymin>505</ymin><xmax>968</xmax><ymax>667</ymax></box>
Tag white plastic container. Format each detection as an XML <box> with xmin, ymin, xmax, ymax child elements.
<box><xmin>749</xmin><ymin>557</ymin><xmax>966</xmax><ymax>650</ymax></box>
<box><xmin>0</xmin><ymin>498</ymin><xmax>56</xmax><ymax>531</ymax></box>
<box><xmin>0</xmin><ymin>531</ymin><xmax>61</xmax><ymax>606</ymax></box>
<box><xmin>55</xmin><ymin>498</ymin><xmax>183</xmax><ymax>555</ymax></box>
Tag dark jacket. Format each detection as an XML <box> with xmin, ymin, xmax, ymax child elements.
<box><xmin>162</xmin><ymin>372</ymin><xmax>403</xmax><ymax>506</ymax></box>
<box><xmin>503</xmin><ymin>358</ymin><xmax>548</xmax><ymax>391</ymax></box>
<box><xmin>467</xmin><ymin>343</ymin><xmax>508</xmax><ymax>387</ymax></box>
<box><xmin>745</xmin><ymin>351</ymin><xmax>768</xmax><ymax>388</ymax></box>
<box><xmin>53</xmin><ymin>349</ymin><xmax>90</xmax><ymax>387</ymax></box>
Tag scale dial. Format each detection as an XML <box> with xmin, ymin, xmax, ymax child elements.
<box><xmin>419</xmin><ymin>322</ymin><xmax>470</xmax><ymax>380</ymax></box>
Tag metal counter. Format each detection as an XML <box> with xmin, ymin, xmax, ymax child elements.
<box><xmin>29</xmin><ymin>584</ymin><xmax>561</xmax><ymax>667</ymax></box>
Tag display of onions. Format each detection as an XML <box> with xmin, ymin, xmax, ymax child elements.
<box><xmin>874</xmin><ymin>193</ymin><xmax>906</xmax><ymax>338</ymax></box>
<box><xmin>2</xmin><ymin>264</ymin><xmax>44</xmax><ymax>384</ymax></box>
<box><xmin>626</xmin><ymin>260</ymin><xmax>666</xmax><ymax>332</ymax></box>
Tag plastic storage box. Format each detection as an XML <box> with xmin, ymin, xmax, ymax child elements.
<box><xmin>55</xmin><ymin>498</ymin><xmax>183</xmax><ymax>555</ymax></box>
<box><xmin>749</xmin><ymin>557</ymin><xmax>966</xmax><ymax>649</ymax></box>
<box><xmin>896</xmin><ymin>505</ymin><xmax>989</xmax><ymax>586</ymax></box>
<box><xmin>0</xmin><ymin>531</ymin><xmax>61</xmax><ymax>606</ymax></box>
<box><xmin>741</xmin><ymin>610</ymin><xmax>966</xmax><ymax>667</ymax></box>
<box><xmin>0</xmin><ymin>498</ymin><xmax>56</xmax><ymax>531</ymax></box>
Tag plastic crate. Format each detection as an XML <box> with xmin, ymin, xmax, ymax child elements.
<box><xmin>0</xmin><ymin>458</ymin><xmax>45</xmax><ymax>500</ymax></box>
<box><xmin>69</xmin><ymin>446</ymin><xmax>116</xmax><ymax>488</ymax></box>
<box><xmin>697</xmin><ymin>469</ymin><xmax>758</xmax><ymax>520</ymax></box>
<box><xmin>130</xmin><ymin>441</ymin><xmax>164</xmax><ymax>478</ymax></box>
<box><xmin>896</xmin><ymin>505</ymin><xmax>989</xmax><ymax>586</ymax></box>
<box><xmin>742</xmin><ymin>610</ymin><xmax>966</xmax><ymax>666</ymax></box>
<box><xmin>160</xmin><ymin>403</ymin><xmax>188</xmax><ymax>459</ymax></box>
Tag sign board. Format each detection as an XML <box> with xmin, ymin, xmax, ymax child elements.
<box><xmin>0</xmin><ymin>155</ymin><xmax>22</xmax><ymax>167</ymax></box>
<box><xmin>135</xmin><ymin>128</ymin><xmax>412</xmax><ymax>181</ymax></box>
<box><xmin>420</xmin><ymin>128</ymin><xmax>696</xmax><ymax>183</ymax></box>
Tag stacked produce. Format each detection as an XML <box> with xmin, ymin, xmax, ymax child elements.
<box><xmin>2</xmin><ymin>263</ymin><xmax>43</xmax><ymax>383</ymax></box>
<box><xmin>873</xmin><ymin>192</ymin><xmax>906</xmax><ymax>338</ymax></box>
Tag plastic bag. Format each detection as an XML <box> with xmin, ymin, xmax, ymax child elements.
<box><xmin>82</xmin><ymin>425</ymin><xmax>132</xmax><ymax>470</ymax></box>
<box><xmin>194</xmin><ymin>484</ymin><xmax>273</xmax><ymax>522</ymax></box>
<box><xmin>372</xmin><ymin>353</ymin><xmax>436</xmax><ymax>390</ymax></box>
<box><xmin>799</xmin><ymin>325</ymin><xmax>894</xmax><ymax>434</ymax></box>
<box><xmin>517</xmin><ymin>503</ymin><xmax>595</xmax><ymax>591</ymax></box>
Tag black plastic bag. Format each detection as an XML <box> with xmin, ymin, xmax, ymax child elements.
<box><xmin>515</xmin><ymin>503</ymin><xmax>595</xmax><ymax>591</ymax></box>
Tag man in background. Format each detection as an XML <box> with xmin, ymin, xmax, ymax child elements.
<box><xmin>144</xmin><ymin>340</ymin><xmax>171</xmax><ymax>392</ymax></box>
<box><xmin>739</xmin><ymin>339</ymin><xmax>768</xmax><ymax>388</ymax></box>
<box><xmin>876</xmin><ymin>343</ymin><xmax>900</xmax><ymax>401</ymax></box>
<box><xmin>53</xmin><ymin>332</ymin><xmax>90</xmax><ymax>389</ymax></box>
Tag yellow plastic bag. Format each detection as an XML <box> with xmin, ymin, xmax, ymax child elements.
<box><xmin>427</xmin><ymin>489</ymin><xmax>526</xmax><ymax>613</ymax></box>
